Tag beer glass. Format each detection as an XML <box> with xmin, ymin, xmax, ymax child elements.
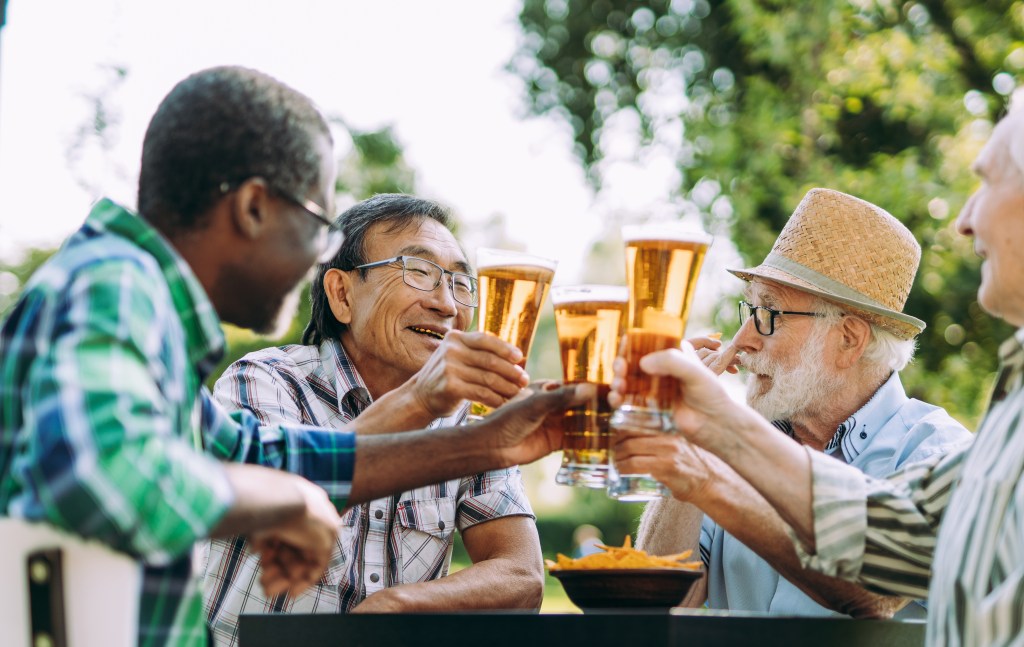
<box><xmin>607</xmin><ymin>223</ymin><xmax>712</xmax><ymax>501</ymax></box>
<box><xmin>467</xmin><ymin>248</ymin><xmax>557</xmax><ymax>420</ymax></box>
<box><xmin>551</xmin><ymin>285</ymin><xmax>627</xmax><ymax>488</ymax></box>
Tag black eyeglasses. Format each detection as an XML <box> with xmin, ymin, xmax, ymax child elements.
<box><xmin>738</xmin><ymin>300</ymin><xmax>822</xmax><ymax>336</ymax></box>
<box><xmin>219</xmin><ymin>179</ymin><xmax>344</xmax><ymax>263</ymax></box>
<box><xmin>353</xmin><ymin>255</ymin><xmax>479</xmax><ymax>307</ymax></box>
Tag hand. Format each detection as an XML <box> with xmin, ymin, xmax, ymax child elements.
<box><xmin>689</xmin><ymin>334</ymin><xmax>740</xmax><ymax>375</ymax></box>
<box><xmin>407</xmin><ymin>330</ymin><xmax>529</xmax><ymax>417</ymax></box>
<box><xmin>613</xmin><ymin>431</ymin><xmax>729</xmax><ymax>505</ymax></box>
<box><xmin>474</xmin><ymin>380</ymin><xmax>594</xmax><ymax>467</ymax></box>
<box><xmin>249</xmin><ymin>478</ymin><xmax>340</xmax><ymax>597</ymax></box>
<box><xmin>350</xmin><ymin>587</ymin><xmax>409</xmax><ymax>613</ymax></box>
<box><xmin>610</xmin><ymin>343</ymin><xmax>755</xmax><ymax>456</ymax></box>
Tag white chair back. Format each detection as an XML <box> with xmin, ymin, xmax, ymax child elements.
<box><xmin>0</xmin><ymin>517</ymin><xmax>140</xmax><ymax>647</ymax></box>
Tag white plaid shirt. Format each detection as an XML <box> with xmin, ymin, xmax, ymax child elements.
<box><xmin>200</xmin><ymin>340</ymin><xmax>534</xmax><ymax>647</ymax></box>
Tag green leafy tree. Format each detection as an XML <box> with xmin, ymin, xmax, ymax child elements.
<box><xmin>511</xmin><ymin>0</ymin><xmax>1023</xmax><ymax>425</ymax></box>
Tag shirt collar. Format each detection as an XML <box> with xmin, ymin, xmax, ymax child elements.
<box><xmin>826</xmin><ymin>371</ymin><xmax>906</xmax><ymax>462</ymax></box>
<box><xmin>318</xmin><ymin>339</ymin><xmax>372</xmax><ymax>417</ymax></box>
<box><xmin>989</xmin><ymin>328</ymin><xmax>1024</xmax><ymax>405</ymax></box>
<box><xmin>86</xmin><ymin>198</ymin><xmax>226</xmax><ymax>378</ymax></box>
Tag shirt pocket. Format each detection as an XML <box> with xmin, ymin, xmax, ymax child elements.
<box><xmin>395</xmin><ymin>495</ymin><xmax>457</xmax><ymax>583</ymax></box>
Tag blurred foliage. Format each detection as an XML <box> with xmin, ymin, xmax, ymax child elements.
<box><xmin>511</xmin><ymin>0</ymin><xmax>1024</xmax><ymax>426</ymax></box>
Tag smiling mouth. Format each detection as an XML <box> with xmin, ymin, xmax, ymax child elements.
<box><xmin>409</xmin><ymin>326</ymin><xmax>445</xmax><ymax>340</ymax></box>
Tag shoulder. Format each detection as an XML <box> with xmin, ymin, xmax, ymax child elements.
<box><xmin>892</xmin><ymin>399</ymin><xmax>973</xmax><ymax>465</ymax></box>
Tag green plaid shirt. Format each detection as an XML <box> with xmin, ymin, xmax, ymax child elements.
<box><xmin>0</xmin><ymin>199</ymin><xmax>355</xmax><ymax>646</ymax></box>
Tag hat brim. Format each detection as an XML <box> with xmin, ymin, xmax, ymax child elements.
<box><xmin>728</xmin><ymin>265</ymin><xmax>925</xmax><ymax>340</ymax></box>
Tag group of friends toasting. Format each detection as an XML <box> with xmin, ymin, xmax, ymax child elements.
<box><xmin>1</xmin><ymin>64</ymin><xmax>1022</xmax><ymax>647</ymax></box>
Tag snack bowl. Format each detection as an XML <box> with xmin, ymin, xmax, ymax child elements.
<box><xmin>550</xmin><ymin>567</ymin><xmax>703</xmax><ymax>613</ymax></box>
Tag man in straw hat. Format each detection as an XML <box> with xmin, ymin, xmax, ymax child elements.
<box><xmin>614</xmin><ymin>103</ymin><xmax>1024</xmax><ymax>645</ymax></box>
<box><xmin>633</xmin><ymin>187</ymin><xmax>971</xmax><ymax>618</ymax></box>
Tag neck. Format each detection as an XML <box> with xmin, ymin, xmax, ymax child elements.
<box><xmin>337</xmin><ymin>335</ymin><xmax>409</xmax><ymax>401</ymax></box>
<box><xmin>789</xmin><ymin>370</ymin><xmax>890</xmax><ymax>451</ymax></box>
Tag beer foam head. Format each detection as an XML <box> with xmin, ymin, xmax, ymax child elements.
<box><xmin>476</xmin><ymin>247</ymin><xmax>558</xmax><ymax>271</ymax></box>
<box><xmin>621</xmin><ymin>222</ymin><xmax>713</xmax><ymax>246</ymax></box>
<box><xmin>551</xmin><ymin>285</ymin><xmax>628</xmax><ymax>305</ymax></box>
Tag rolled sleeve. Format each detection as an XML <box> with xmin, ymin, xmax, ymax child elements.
<box><xmin>455</xmin><ymin>467</ymin><xmax>534</xmax><ymax>530</ymax></box>
<box><xmin>790</xmin><ymin>447</ymin><xmax>868</xmax><ymax>580</ymax></box>
<box><xmin>201</xmin><ymin>391</ymin><xmax>354</xmax><ymax>508</ymax></box>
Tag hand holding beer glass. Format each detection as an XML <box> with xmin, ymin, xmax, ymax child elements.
<box><xmin>468</xmin><ymin>248</ymin><xmax>557</xmax><ymax>420</ymax></box>
<box><xmin>607</xmin><ymin>223</ymin><xmax>712</xmax><ymax>501</ymax></box>
<box><xmin>552</xmin><ymin>285</ymin><xmax>627</xmax><ymax>488</ymax></box>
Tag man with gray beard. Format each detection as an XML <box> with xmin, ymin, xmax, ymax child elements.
<box><xmin>634</xmin><ymin>188</ymin><xmax>972</xmax><ymax>618</ymax></box>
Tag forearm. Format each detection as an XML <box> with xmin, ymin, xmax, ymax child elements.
<box><xmin>712</xmin><ymin>409</ymin><xmax>817</xmax><ymax>547</ymax></box>
<box><xmin>348</xmin><ymin>384</ymin><xmax>439</xmax><ymax>435</ymax></box>
<box><xmin>210</xmin><ymin>464</ymin><xmax>306</xmax><ymax>538</ymax></box>
<box><xmin>359</xmin><ymin>557</ymin><xmax>544</xmax><ymax>612</ymax></box>
<box><xmin>636</xmin><ymin>498</ymin><xmax>703</xmax><ymax>555</ymax></box>
<box><xmin>700</xmin><ymin>469</ymin><xmax>907</xmax><ymax>618</ymax></box>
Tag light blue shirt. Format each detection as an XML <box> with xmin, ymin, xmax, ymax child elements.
<box><xmin>701</xmin><ymin>372</ymin><xmax>972</xmax><ymax>617</ymax></box>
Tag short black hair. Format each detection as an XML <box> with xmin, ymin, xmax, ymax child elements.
<box><xmin>302</xmin><ymin>194</ymin><xmax>455</xmax><ymax>346</ymax></box>
<box><xmin>137</xmin><ymin>65</ymin><xmax>331</xmax><ymax>234</ymax></box>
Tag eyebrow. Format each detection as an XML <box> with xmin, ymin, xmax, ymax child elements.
<box><xmin>397</xmin><ymin>245</ymin><xmax>473</xmax><ymax>274</ymax></box>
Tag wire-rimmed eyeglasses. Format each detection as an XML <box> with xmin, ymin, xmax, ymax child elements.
<box><xmin>353</xmin><ymin>255</ymin><xmax>479</xmax><ymax>307</ymax></box>
<box><xmin>738</xmin><ymin>300</ymin><xmax>822</xmax><ymax>336</ymax></box>
<box><xmin>219</xmin><ymin>179</ymin><xmax>343</xmax><ymax>263</ymax></box>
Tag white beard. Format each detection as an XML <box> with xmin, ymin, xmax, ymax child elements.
<box><xmin>741</xmin><ymin>324</ymin><xmax>844</xmax><ymax>422</ymax></box>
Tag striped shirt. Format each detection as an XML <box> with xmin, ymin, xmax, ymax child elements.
<box><xmin>701</xmin><ymin>372</ymin><xmax>970</xmax><ymax>617</ymax></box>
<box><xmin>794</xmin><ymin>329</ymin><xmax>1024</xmax><ymax>646</ymax></box>
<box><xmin>201</xmin><ymin>340</ymin><xmax>533</xmax><ymax>647</ymax></box>
<box><xmin>0</xmin><ymin>199</ymin><xmax>356</xmax><ymax>647</ymax></box>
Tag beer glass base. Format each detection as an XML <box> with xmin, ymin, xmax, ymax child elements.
<box><xmin>462</xmin><ymin>414</ymin><xmax>484</xmax><ymax>425</ymax></box>
<box><xmin>555</xmin><ymin>465</ymin><xmax>609</xmax><ymax>489</ymax></box>
<box><xmin>606</xmin><ymin>475</ymin><xmax>668</xmax><ymax>501</ymax></box>
<box><xmin>609</xmin><ymin>405</ymin><xmax>674</xmax><ymax>434</ymax></box>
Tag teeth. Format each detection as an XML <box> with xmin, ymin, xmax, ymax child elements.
<box><xmin>411</xmin><ymin>326</ymin><xmax>444</xmax><ymax>340</ymax></box>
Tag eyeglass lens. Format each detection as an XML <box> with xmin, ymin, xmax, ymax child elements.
<box><xmin>402</xmin><ymin>257</ymin><xmax>478</xmax><ymax>306</ymax></box>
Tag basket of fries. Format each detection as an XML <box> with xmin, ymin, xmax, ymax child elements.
<box><xmin>546</xmin><ymin>536</ymin><xmax>703</xmax><ymax>612</ymax></box>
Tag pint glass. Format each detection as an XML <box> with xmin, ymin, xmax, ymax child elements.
<box><xmin>607</xmin><ymin>223</ymin><xmax>712</xmax><ymax>501</ymax></box>
<box><xmin>468</xmin><ymin>248</ymin><xmax>557</xmax><ymax>420</ymax></box>
<box><xmin>551</xmin><ymin>285</ymin><xmax>627</xmax><ymax>488</ymax></box>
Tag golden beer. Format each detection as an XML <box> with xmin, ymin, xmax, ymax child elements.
<box><xmin>620</xmin><ymin>237</ymin><xmax>710</xmax><ymax>410</ymax></box>
<box><xmin>609</xmin><ymin>224</ymin><xmax>712</xmax><ymax>501</ymax></box>
<box><xmin>469</xmin><ymin>249</ymin><xmax>557</xmax><ymax>418</ymax></box>
<box><xmin>552</xmin><ymin>286</ymin><xmax>627</xmax><ymax>487</ymax></box>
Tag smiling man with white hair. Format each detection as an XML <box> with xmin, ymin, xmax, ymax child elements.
<box><xmin>636</xmin><ymin>188</ymin><xmax>972</xmax><ymax>618</ymax></box>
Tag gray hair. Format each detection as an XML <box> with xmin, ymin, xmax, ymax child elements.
<box><xmin>811</xmin><ymin>297</ymin><xmax>916</xmax><ymax>373</ymax></box>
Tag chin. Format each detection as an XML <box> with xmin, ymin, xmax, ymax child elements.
<box><xmin>254</xmin><ymin>287</ymin><xmax>303</xmax><ymax>339</ymax></box>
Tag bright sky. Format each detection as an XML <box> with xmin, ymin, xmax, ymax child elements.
<box><xmin>0</xmin><ymin>0</ymin><xmax>704</xmax><ymax>287</ymax></box>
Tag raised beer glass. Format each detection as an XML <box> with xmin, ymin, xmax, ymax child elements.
<box><xmin>552</xmin><ymin>285</ymin><xmax>627</xmax><ymax>488</ymax></box>
<box><xmin>607</xmin><ymin>223</ymin><xmax>712</xmax><ymax>501</ymax></box>
<box><xmin>467</xmin><ymin>248</ymin><xmax>557</xmax><ymax>421</ymax></box>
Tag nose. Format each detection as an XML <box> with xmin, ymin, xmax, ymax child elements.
<box><xmin>422</xmin><ymin>274</ymin><xmax>459</xmax><ymax>318</ymax></box>
<box><xmin>955</xmin><ymin>190</ymin><xmax>977</xmax><ymax>237</ymax></box>
<box><xmin>732</xmin><ymin>314</ymin><xmax>763</xmax><ymax>354</ymax></box>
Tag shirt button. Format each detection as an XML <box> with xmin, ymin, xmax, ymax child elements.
<box><xmin>374</xmin><ymin>509</ymin><xmax>383</xmax><ymax>519</ymax></box>
<box><xmin>859</xmin><ymin>431</ymin><xmax>867</xmax><ymax>439</ymax></box>
<box><xmin>370</xmin><ymin>573</ymin><xmax>380</xmax><ymax>583</ymax></box>
<box><xmin>438</xmin><ymin>520</ymin><xmax>446</xmax><ymax>531</ymax></box>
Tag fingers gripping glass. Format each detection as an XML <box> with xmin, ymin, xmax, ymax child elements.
<box><xmin>738</xmin><ymin>300</ymin><xmax>822</xmax><ymax>336</ymax></box>
<box><xmin>354</xmin><ymin>256</ymin><xmax>479</xmax><ymax>307</ymax></box>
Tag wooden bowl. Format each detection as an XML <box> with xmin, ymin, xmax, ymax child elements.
<box><xmin>550</xmin><ymin>568</ymin><xmax>703</xmax><ymax>612</ymax></box>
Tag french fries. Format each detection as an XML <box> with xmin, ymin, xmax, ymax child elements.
<box><xmin>545</xmin><ymin>535</ymin><xmax>702</xmax><ymax>571</ymax></box>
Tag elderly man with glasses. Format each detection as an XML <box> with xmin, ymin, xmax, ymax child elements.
<box><xmin>632</xmin><ymin>188</ymin><xmax>972</xmax><ymax>619</ymax></box>
<box><xmin>201</xmin><ymin>194</ymin><xmax>542</xmax><ymax>646</ymax></box>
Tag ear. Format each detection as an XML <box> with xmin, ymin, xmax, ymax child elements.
<box><xmin>228</xmin><ymin>178</ymin><xmax>272</xmax><ymax>241</ymax></box>
<box><xmin>834</xmin><ymin>315</ymin><xmax>871</xmax><ymax>369</ymax></box>
<box><xmin>323</xmin><ymin>268</ymin><xmax>354</xmax><ymax>325</ymax></box>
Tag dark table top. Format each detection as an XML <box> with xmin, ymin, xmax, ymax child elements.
<box><xmin>239</xmin><ymin>609</ymin><xmax>925</xmax><ymax>647</ymax></box>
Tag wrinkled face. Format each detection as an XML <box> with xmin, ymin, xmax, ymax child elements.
<box><xmin>340</xmin><ymin>218</ymin><xmax>474</xmax><ymax>389</ymax></box>
<box><xmin>735</xmin><ymin>280</ymin><xmax>844</xmax><ymax>421</ymax></box>
<box><xmin>956</xmin><ymin>111</ymin><xmax>1024</xmax><ymax>327</ymax></box>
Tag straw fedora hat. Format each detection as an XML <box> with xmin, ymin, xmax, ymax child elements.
<box><xmin>728</xmin><ymin>188</ymin><xmax>925</xmax><ymax>340</ymax></box>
